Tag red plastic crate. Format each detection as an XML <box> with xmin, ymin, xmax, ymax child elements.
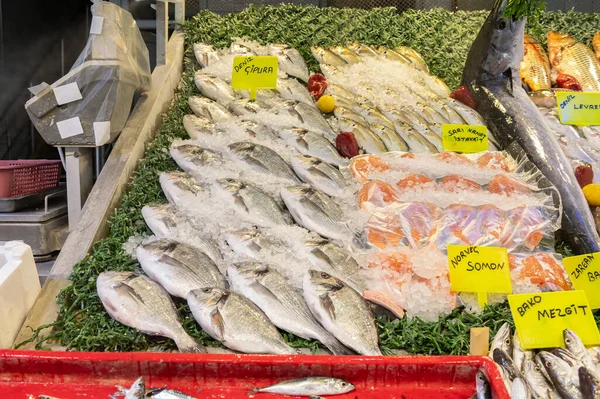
<box><xmin>0</xmin><ymin>160</ymin><xmax>62</xmax><ymax>198</ymax></box>
<box><xmin>0</xmin><ymin>350</ymin><xmax>510</xmax><ymax>398</ymax></box>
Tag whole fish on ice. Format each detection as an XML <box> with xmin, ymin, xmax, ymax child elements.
<box><xmin>290</xmin><ymin>154</ymin><xmax>348</xmax><ymax>197</ymax></box>
<box><xmin>228</xmin><ymin>141</ymin><xmax>300</xmax><ymax>183</ymax></box>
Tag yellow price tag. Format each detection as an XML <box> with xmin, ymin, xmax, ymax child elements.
<box><xmin>447</xmin><ymin>245</ymin><xmax>511</xmax><ymax>307</ymax></box>
<box><xmin>563</xmin><ymin>252</ymin><xmax>600</xmax><ymax>309</ymax></box>
<box><xmin>508</xmin><ymin>290</ymin><xmax>600</xmax><ymax>349</ymax></box>
<box><xmin>556</xmin><ymin>92</ymin><xmax>600</xmax><ymax>126</ymax></box>
<box><xmin>442</xmin><ymin>124</ymin><xmax>488</xmax><ymax>153</ymax></box>
<box><xmin>231</xmin><ymin>56</ymin><xmax>278</xmax><ymax>100</ymax></box>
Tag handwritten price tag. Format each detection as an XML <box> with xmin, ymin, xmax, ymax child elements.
<box><xmin>442</xmin><ymin>124</ymin><xmax>488</xmax><ymax>153</ymax></box>
<box><xmin>447</xmin><ymin>245</ymin><xmax>511</xmax><ymax>307</ymax></box>
<box><xmin>556</xmin><ymin>92</ymin><xmax>600</xmax><ymax>125</ymax></box>
<box><xmin>508</xmin><ymin>291</ymin><xmax>600</xmax><ymax>349</ymax></box>
<box><xmin>231</xmin><ymin>56</ymin><xmax>278</xmax><ymax>99</ymax></box>
<box><xmin>563</xmin><ymin>252</ymin><xmax>600</xmax><ymax>309</ymax></box>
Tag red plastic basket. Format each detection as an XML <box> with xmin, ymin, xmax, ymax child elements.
<box><xmin>0</xmin><ymin>160</ymin><xmax>62</xmax><ymax>198</ymax></box>
<box><xmin>0</xmin><ymin>350</ymin><xmax>510</xmax><ymax>398</ymax></box>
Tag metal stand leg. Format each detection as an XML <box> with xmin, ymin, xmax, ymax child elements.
<box><xmin>156</xmin><ymin>1</ymin><xmax>168</xmax><ymax>66</ymax></box>
<box><xmin>65</xmin><ymin>147</ymin><xmax>94</xmax><ymax>229</ymax></box>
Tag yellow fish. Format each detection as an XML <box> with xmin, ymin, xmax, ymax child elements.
<box><xmin>520</xmin><ymin>34</ymin><xmax>551</xmax><ymax>91</ymax></box>
<box><xmin>548</xmin><ymin>31</ymin><xmax>600</xmax><ymax>91</ymax></box>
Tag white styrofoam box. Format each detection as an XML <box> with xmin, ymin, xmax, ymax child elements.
<box><xmin>0</xmin><ymin>241</ymin><xmax>41</xmax><ymax>348</ymax></box>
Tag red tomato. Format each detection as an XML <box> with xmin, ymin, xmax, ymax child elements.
<box><xmin>308</xmin><ymin>73</ymin><xmax>327</xmax><ymax>99</ymax></box>
<box><xmin>336</xmin><ymin>132</ymin><xmax>359</xmax><ymax>158</ymax></box>
<box><xmin>576</xmin><ymin>164</ymin><xmax>594</xmax><ymax>188</ymax></box>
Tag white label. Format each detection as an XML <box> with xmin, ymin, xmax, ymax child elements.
<box><xmin>53</xmin><ymin>83</ymin><xmax>83</xmax><ymax>106</ymax></box>
<box><xmin>90</xmin><ymin>16</ymin><xmax>104</xmax><ymax>35</ymax></box>
<box><xmin>93</xmin><ymin>121</ymin><xmax>111</xmax><ymax>146</ymax></box>
<box><xmin>57</xmin><ymin>117</ymin><xmax>84</xmax><ymax>139</ymax></box>
<box><xmin>28</xmin><ymin>82</ymin><xmax>50</xmax><ymax>96</ymax></box>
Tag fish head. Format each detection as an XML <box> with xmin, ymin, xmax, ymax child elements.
<box><xmin>326</xmin><ymin>378</ymin><xmax>355</xmax><ymax>394</ymax></box>
<box><xmin>475</xmin><ymin>370</ymin><xmax>490</xmax><ymax>396</ymax></box>
<box><xmin>226</xmin><ymin>229</ymin><xmax>259</xmax><ymax>246</ymax></box>
<box><xmin>161</xmin><ymin>172</ymin><xmax>204</xmax><ymax>194</ymax></box>
<box><xmin>230</xmin><ymin>42</ymin><xmax>254</xmax><ymax>55</ymax></box>
<box><xmin>188</xmin><ymin>287</ymin><xmax>228</xmax><ymax>308</ymax></box>
<box><xmin>293</xmin><ymin>154</ymin><xmax>320</xmax><ymax>167</ymax></box>
<box><xmin>306</xmin><ymin>269</ymin><xmax>345</xmax><ymax>293</ymax></box>
<box><xmin>490</xmin><ymin>322</ymin><xmax>511</xmax><ymax>354</ymax></box>
<box><xmin>547</xmin><ymin>31</ymin><xmax>577</xmax><ymax>66</ymax></box>
<box><xmin>492</xmin><ymin>348</ymin><xmax>512</xmax><ymax>366</ymax></box>
<box><xmin>126</xmin><ymin>377</ymin><xmax>145</xmax><ymax>398</ymax></box>
<box><xmin>563</xmin><ymin>329</ymin><xmax>586</xmax><ymax>356</ymax></box>
<box><xmin>462</xmin><ymin>0</ymin><xmax>526</xmax><ymax>86</ymax></box>
<box><xmin>97</xmin><ymin>271</ymin><xmax>135</xmax><ymax>289</ymax></box>
<box><xmin>230</xmin><ymin>261</ymin><xmax>270</xmax><ymax>280</ymax></box>
<box><xmin>228</xmin><ymin>141</ymin><xmax>256</xmax><ymax>156</ymax></box>
<box><xmin>537</xmin><ymin>351</ymin><xmax>572</xmax><ymax>382</ymax></box>
<box><xmin>304</xmin><ymin>237</ymin><xmax>330</xmax><ymax>249</ymax></box>
<box><xmin>320</xmin><ymin>64</ymin><xmax>340</xmax><ymax>78</ymax></box>
<box><xmin>174</xmin><ymin>143</ymin><xmax>221</xmax><ymax>163</ymax></box>
<box><xmin>579</xmin><ymin>366</ymin><xmax>600</xmax><ymax>388</ymax></box>
<box><xmin>552</xmin><ymin>348</ymin><xmax>579</xmax><ymax>367</ymax></box>
<box><xmin>217</xmin><ymin>178</ymin><xmax>244</xmax><ymax>192</ymax></box>
<box><xmin>139</xmin><ymin>238</ymin><xmax>178</xmax><ymax>257</ymax></box>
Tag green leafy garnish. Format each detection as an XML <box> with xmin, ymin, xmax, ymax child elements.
<box><xmin>504</xmin><ymin>0</ymin><xmax>546</xmax><ymax>20</ymax></box>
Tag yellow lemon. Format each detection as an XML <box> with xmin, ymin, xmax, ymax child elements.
<box><xmin>317</xmin><ymin>94</ymin><xmax>335</xmax><ymax>113</ymax></box>
<box><xmin>583</xmin><ymin>184</ymin><xmax>600</xmax><ymax>206</ymax></box>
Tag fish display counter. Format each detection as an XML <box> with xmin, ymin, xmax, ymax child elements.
<box><xmin>8</xmin><ymin>1</ymin><xmax>600</xmax><ymax>398</ymax></box>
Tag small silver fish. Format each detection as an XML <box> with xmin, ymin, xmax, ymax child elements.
<box><xmin>97</xmin><ymin>272</ymin><xmax>205</xmax><ymax>353</ymax></box>
<box><xmin>339</xmin><ymin>119</ymin><xmax>386</xmax><ymax>154</ymax></box>
<box><xmin>194</xmin><ymin>72</ymin><xmax>235</xmax><ymax>105</ymax></box>
<box><xmin>538</xmin><ymin>351</ymin><xmax>581</xmax><ymax>399</ymax></box>
<box><xmin>303</xmin><ymin>270</ymin><xmax>381</xmax><ymax>356</ymax></box>
<box><xmin>369</xmin><ymin>123</ymin><xmax>409</xmax><ymax>152</ymax></box>
<box><xmin>228</xmin><ymin>141</ymin><xmax>300</xmax><ymax>183</ymax></box>
<box><xmin>565</xmin><ymin>329</ymin><xmax>597</xmax><ymax>370</ymax></box>
<box><xmin>188</xmin><ymin>96</ymin><xmax>232</xmax><ymax>122</ymax></box>
<box><xmin>136</xmin><ymin>238</ymin><xmax>226</xmax><ymax>298</ymax></box>
<box><xmin>523</xmin><ymin>359</ymin><xmax>560</xmax><ymax>399</ymax></box>
<box><xmin>329</xmin><ymin>45</ymin><xmax>361</xmax><ymax>64</ymax></box>
<box><xmin>216</xmin><ymin>178</ymin><xmax>293</xmax><ymax>226</ymax></box>
<box><xmin>253</xmin><ymin>376</ymin><xmax>355</xmax><ymax>396</ymax></box>
<box><xmin>355</xmin><ymin>103</ymin><xmax>395</xmax><ymax>130</ymax></box>
<box><xmin>346</xmin><ymin>41</ymin><xmax>379</xmax><ymax>58</ymax></box>
<box><xmin>290</xmin><ymin>154</ymin><xmax>348</xmax><ymax>197</ymax></box>
<box><xmin>280</xmin><ymin>128</ymin><xmax>347</xmax><ymax>166</ymax></box>
<box><xmin>170</xmin><ymin>143</ymin><xmax>223</xmax><ymax>173</ymax></box>
<box><xmin>187</xmin><ymin>287</ymin><xmax>297</xmax><ymax>354</ymax></box>
<box><xmin>475</xmin><ymin>370</ymin><xmax>492</xmax><ymax>399</ymax></box>
<box><xmin>489</xmin><ymin>322</ymin><xmax>511</xmax><ymax>357</ymax></box>
<box><xmin>182</xmin><ymin>114</ymin><xmax>216</xmax><ymax>139</ymax></box>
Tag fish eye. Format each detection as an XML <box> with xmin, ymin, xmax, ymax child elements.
<box><xmin>498</xmin><ymin>19</ymin><xmax>507</xmax><ymax>30</ymax></box>
<box><xmin>320</xmin><ymin>272</ymin><xmax>331</xmax><ymax>278</ymax></box>
<box><xmin>341</xmin><ymin>382</ymin><xmax>348</xmax><ymax>387</ymax></box>
<box><xmin>565</xmin><ymin>338</ymin><xmax>571</xmax><ymax>344</ymax></box>
<box><xmin>202</xmin><ymin>288</ymin><xmax>211</xmax><ymax>293</ymax></box>
<box><xmin>545</xmin><ymin>360</ymin><xmax>552</xmax><ymax>368</ymax></box>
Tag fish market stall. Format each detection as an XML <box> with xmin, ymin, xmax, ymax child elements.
<box><xmin>8</xmin><ymin>1</ymin><xmax>600</xmax><ymax>398</ymax></box>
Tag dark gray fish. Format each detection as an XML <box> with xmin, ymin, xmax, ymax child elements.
<box><xmin>493</xmin><ymin>348</ymin><xmax>521</xmax><ymax>381</ymax></box>
<box><xmin>228</xmin><ymin>141</ymin><xmax>300</xmax><ymax>183</ymax></box>
<box><xmin>580</xmin><ymin>366</ymin><xmax>600</xmax><ymax>399</ymax></box>
<box><xmin>475</xmin><ymin>370</ymin><xmax>492</xmax><ymax>399</ymax></box>
<box><xmin>461</xmin><ymin>0</ymin><xmax>600</xmax><ymax>254</ymax></box>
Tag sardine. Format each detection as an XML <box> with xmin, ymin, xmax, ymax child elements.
<box><xmin>277</xmin><ymin>76</ymin><xmax>314</xmax><ymax>105</ymax></box>
<box><xmin>302</xmin><ymin>237</ymin><xmax>366</xmax><ymax>293</ymax></box>
<box><xmin>187</xmin><ymin>287</ymin><xmax>297</xmax><ymax>354</ymax></box>
<box><xmin>225</xmin><ymin>228</ymin><xmax>286</xmax><ymax>259</ymax></box>
<box><xmin>579</xmin><ymin>366</ymin><xmax>600</xmax><ymax>399</ymax></box>
<box><xmin>311</xmin><ymin>46</ymin><xmax>347</xmax><ymax>67</ymax></box>
<box><xmin>136</xmin><ymin>238</ymin><xmax>225</xmax><ymax>298</ymax></box>
<box><xmin>170</xmin><ymin>142</ymin><xmax>223</xmax><ymax>173</ymax></box>
<box><xmin>523</xmin><ymin>359</ymin><xmax>560</xmax><ymax>399</ymax></box>
<box><xmin>475</xmin><ymin>370</ymin><xmax>492</xmax><ymax>399</ymax></box>
<box><xmin>228</xmin><ymin>98</ymin><xmax>273</xmax><ymax>117</ymax></box>
<box><xmin>188</xmin><ymin>96</ymin><xmax>232</xmax><ymax>122</ymax></box>
<box><xmin>142</xmin><ymin>204</ymin><xmax>179</xmax><ymax>238</ymax></box>
<box><xmin>216</xmin><ymin>178</ymin><xmax>293</xmax><ymax>226</ymax></box>
<box><xmin>227</xmin><ymin>262</ymin><xmax>352</xmax><ymax>355</ymax></box>
<box><xmin>159</xmin><ymin>171</ymin><xmax>205</xmax><ymax>207</ymax></box>
<box><xmin>268</xmin><ymin>44</ymin><xmax>309</xmax><ymax>82</ymax></box>
<box><xmin>182</xmin><ymin>114</ymin><xmax>216</xmax><ymax>139</ymax></box>
<box><xmin>280</xmin><ymin>185</ymin><xmax>356</xmax><ymax>242</ymax></box>
<box><xmin>521</xmin><ymin>33</ymin><xmax>552</xmax><ymax>91</ymax></box>
<box><xmin>303</xmin><ymin>269</ymin><xmax>381</xmax><ymax>356</ymax></box>
<box><xmin>253</xmin><ymin>377</ymin><xmax>355</xmax><ymax>396</ymax></box>
<box><xmin>462</xmin><ymin>0</ymin><xmax>600</xmax><ymax>254</ymax></box>
<box><xmin>538</xmin><ymin>351</ymin><xmax>581</xmax><ymax>399</ymax></box>
<box><xmin>280</xmin><ymin>128</ymin><xmax>347</xmax><ymax>166</ymax></box>
<box><xmin>97</xmin><ymin>271</ymin><xmax>205</xmax><ymax>353</ymax></box>
<box><xmin>290</xmin><ymin>154</ymin><xmax>348</xmax><ymax>197</ymax></box>
<box><xmin>193</xmin><ymin>43</ymin><xmax>220</xmax><ymax>68</ymax></box>
<box><xmin>489</xmin><ymin>322</ymin><xmax>511</xmax><ymax>357</ymax></box>
<box><xmin>369</xmin><ymin>123</ymin><xmax>409</xmax><ymax>152</ymax></box>
<box><xmin>329</xmin><ymin>45</ymin><xmax>361</xmax><ymax>64</ymax></box>
<box><xmin>228</xmin><ymin>141</ymin><xmax>300</xmax><ymax>183</ymax></box>
<box><xmin>194</xmin><ymin>73</ymin><xmax>236</xmax><ymax>105</ymax></box>
<box><xmin>548</xmin><ymin>31</ymin><xmax>600</xmax><ymax>91</ymax></box>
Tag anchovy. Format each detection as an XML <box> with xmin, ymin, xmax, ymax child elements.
<box><xmin>461</xmin><ymin>0</ymin><xmax>600</xmax><ymax>254</ymax></box>
<box><xmin>97</xmin><ymin>271</ymin><xmax>205</xmax><ymax>353</ymax></box>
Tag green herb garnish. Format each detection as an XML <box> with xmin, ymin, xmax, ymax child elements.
<box><xmin>504</xmin><ymin>0</ymin><xmax>546</xmax><ymax>20</ymax></box>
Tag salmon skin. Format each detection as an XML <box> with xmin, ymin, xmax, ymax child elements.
<box><xmin>520</xmin><ymin>33</ymin><xmax>551</xmax><ymax>91</ymax></box>
<box><xmin>461</xmin><ymin>0</ymin><xmax>600</xmax><ymax>254</ymax></box>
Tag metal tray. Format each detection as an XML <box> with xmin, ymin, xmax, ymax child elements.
<box><xmin>0</xmin><ymin>350</ymin><xmax>509</xmax><ymax>398</ymax></box>
<box><xmin>0</xmin><ymin>186</ymin><xmax>65</xmax><ymax>213</ymax></box>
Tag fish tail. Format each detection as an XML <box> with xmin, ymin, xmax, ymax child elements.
<box><xmin>322</xmin><ymin>337</ymin><xmax>355</xmax><ymax>355</ymax></box>
<box><xmin>175</xmin><ymin>334</ymin><xmax>207</xmax><ymax>354</ymax></box>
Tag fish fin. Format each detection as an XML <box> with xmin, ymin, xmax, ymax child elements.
<box><xmin>308</xmin><ymin>166</ymin><xmax>333</xmax><ymax>181</ymax></box>
<box><xmin>319</xmin><ymin>293</ymin><xmax>336</xmax><ymax>320</ymax></box>
<box><xmin>158</xmin><ymin>254</ymin><xmax>197</xmax><ymax>273</ymax></box>
<box><xmin>146</xmin><ymin>387</ymin><xmax>167</xmax><ymax>397</ymax></box>
<box><xmin>210</xmin><ymin>309</ymin><xmax>225</xmax><ymax>341</ymax></box>
<box><xmin>296</xmin><ymin>137</ymin><xmax>310</xmax><ymax>150</ymax></box>
<box><xmin>249</xmin><ymin>281</ymin><xmax>280</xmax><ymax>302</ymax></box>
<box><xmin>233</xmin><ymin>194</ymin><xmax>249</xmax><ymax>213</ymax></box>
<box><xmin>114</xmin><ymin>282</ymin><xmax>145</xmax><ymax>305</ymax></box>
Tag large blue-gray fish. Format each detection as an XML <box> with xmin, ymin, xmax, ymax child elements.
<box><xmin>461</xmin><ymin>0</ymin><xmax>600</xmax><ymax>254</ymax></box>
